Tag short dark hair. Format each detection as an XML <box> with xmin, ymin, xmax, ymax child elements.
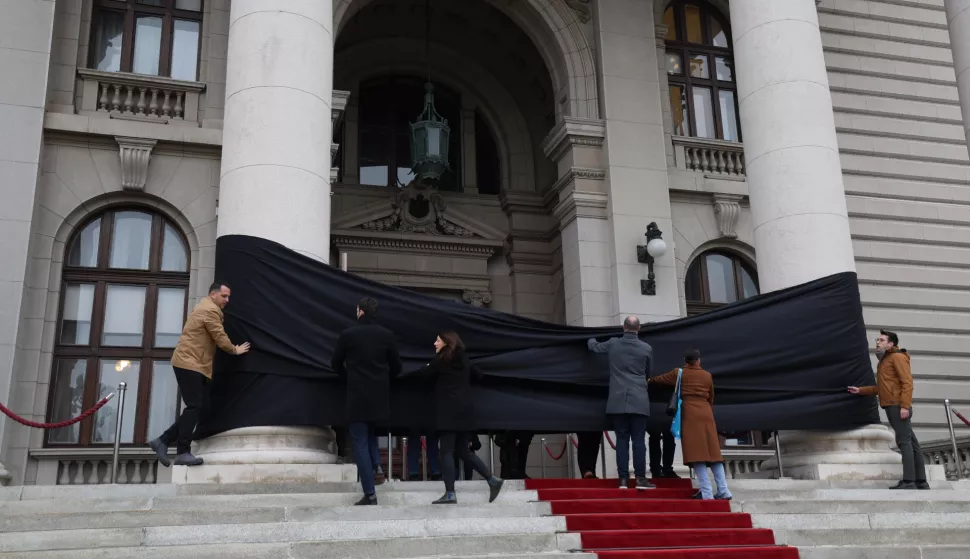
<box><xmin>358</xmin><ymin>297</ymin><xmax>378</xmax><ymax>317</ymax></box>
<box><xmin>622</xmin><ymin>316</ymin><xmax>640</xmax><ymax>332</ymax></box>
<box><xmin>208</xmin><ymin>282</ymin><xmax>229</xmax><ymax>294</ymax></box>
<box><xmin>684</xmin><ymin>348</ymin><xmax>700</xmax><ymax>364</ymax></box>
<box><xmin>880</xmin><ymin>330</ymin><xmax>899</xmax><ymax>347</ymax></box>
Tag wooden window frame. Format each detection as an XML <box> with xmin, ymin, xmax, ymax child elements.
<box><xmin>46</xmin><ymin>209</ymin><xmax>189</xmax><ymax>448</ymax></box>
<box><xmin>90</xmin><ymin>0</ymin><xmax>204</xmax><ymax>80</ymax></box>
<box><xmin>685</xmin><ymin>251</ymin><xmax>758</xmax><ymax>317</ymax></box>
<box><xmin>664</xmin><ymin>1</ymin><xmax>741</xmax><ymax>142</ymax></box>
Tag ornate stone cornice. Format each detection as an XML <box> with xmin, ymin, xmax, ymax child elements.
<box><xmin>462</xmin><ymin>290</ymin><xmax>493</xmax><ymax>307</ymax></box>
<box><xmin>332</xmin><ymin>232</ymin><xmax>500</xmax><ymax>257</ymax></box>
<box><xmin>115</xmin><ymin>136</ymin><xmax>156</xmax><ymax>192</ymax></box>
<box><xmin>545</xmin><ymin>166</ymin><xmax>606</xmax><ymax>205</ymax></box>
<box><xmin>541</xmin><ymin>117</ymin><xmax>607</xmax><ymax>162</ymax></box>
<box><xmin>564</xmin><ymin>0</ymin><xmax>591</xmax><ymax>23</ymax></box>
<box><xmin>713</xmin><ymin>194</ymin><xmax>744</xmax><ymax>239</ymax></box>
<box><xmin>553</xmin><ymin>191</ymin><xmax>609</xmax><ymax>227</ymax></box>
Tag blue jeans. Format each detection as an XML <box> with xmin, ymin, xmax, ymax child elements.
<box><xmin>407</xmin><ymin>429</ymin><xmax>441</xmax><ymax>478</ymax></box>
<box><xmin>611</xmin><ymin>413</ymin><xmax>647</xmax><ymax>478</ymax></box>
<box><xmin>368</xmin><ymin>433</ymin><xmax>382</xmax><ymax>473</ymax></box>
<box><xmin>349</xmin><ymin>422</ymin><xmax>377</xmax><ymax>496</ymax></box>
<box><xmin>692</xmin><ymin>462</ymin><xmax>731</xmax><ymax>499</ymax></box>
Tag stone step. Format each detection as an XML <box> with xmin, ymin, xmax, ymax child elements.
<box><xmin>772</xmin><ymin>528</ymin><xmax>970</xmax><ymax>547</ymax></box>
<box><xmin>0</xmin><ymin>516</ymin><xmax>567</xmax><ymax>553</ymax></box>
<box><xmin>738</xmin><ymin>499</ymin><xmax>970</xmax><ymax>514</ymax></box>
<box><xmin>727</xmin><ymin>479</ymin><xmax>959</xmax><ymax>491</ymax></box>
<box><xmin>797</xmin><ymin>545</ymin><xmax>970</xmax><ymax>559</ymax></box>
<box><xmin>728</xmin><ymin>489</ymin><xmax>970</xmax><ymax>501</ymax></box>
<box><xmin>0</xmin><ymin>502</ymin><xmax>552</xmax><ymax>532</ymax></box>
<box><xmin>0</xmin><ymin>532</ymin><xmax>581</xmax><ymax>558</ymax></box>
<box><xmin>752</xmin><ymin>512</ymin><xmax>970</xmax><ymax>531</ymax></box>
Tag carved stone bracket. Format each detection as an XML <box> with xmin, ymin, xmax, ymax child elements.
<box><xmin>462</xmin><ymin>290</ymin><xmax>493</xmax><ymax>307</ymax></box>
<box><xmin>564</xmin><ymin>0</ymin><xmax>591</xmax><ymax>23</ymax></box>
<box><xmin>713</xmin><ymin>194</ymin><xmax>743</xmax><ymax>239</ymax></box>
<box><xmin>115</xmin><ymin>137</ymin><xmax>157</xmax><ymax>192</ymax></box>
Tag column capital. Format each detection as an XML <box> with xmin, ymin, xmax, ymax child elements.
<box><xmin>462</xmin><ymin>290</ymin><xmax>493</xmax><ymax>307</ymax></box>
<box><xmin>541</xmin><ymin>117</ymin><xmax>606</xmax><ymax>162</ymax></box>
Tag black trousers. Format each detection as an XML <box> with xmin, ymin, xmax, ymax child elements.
<box><xmin>499</xmin><ymin>431</ymin><xmax>533</xmax><ymax>479</ymax></box>
<box><xmin>886</xmin><ymin>405</ymin><xmax>927</xmax><ymax>482</ymax></box>
<box><xmin>439</xmin><ymin>431</ymin><xmax>491</xmax><ymax>492</ymax></box>
<box><xmin>158</xmin><ymin>367</ymin><xmax>208</xmax><ymax>455</ymax></box>
<box><xmin>576</xmin><ymin>431</ymin><xmax>601</xmax><ymax>475</ymax></box>
<box><xmin>648</xmin><ymin>425</ymin><xmax>676</xmax><ymax>474</ymax></box>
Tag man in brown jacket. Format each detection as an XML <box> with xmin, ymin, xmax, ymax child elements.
<box><xmin>848</xmin><ymin>329</ymin><xmax>928</xmax><ymax>489</ymax></box>
<box><xmin>149</xmin><ymin>282</ymin><xmax>250</xmax><ymax>467</ymax></box>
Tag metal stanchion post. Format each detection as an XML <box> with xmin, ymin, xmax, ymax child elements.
<box><xmin>488</xmin><ymin>433</ymin><xmax>495</xmax><ymax>474</ymax></box>
<box><xmin>773</xmin><ymin>430</ymin><xmax>786</xmax><ymax>479</ymax></box>
<box><xmin>600</xmin><ymin>432</ymin><xmax>607</xmax><ymax>478</ymax></box>
<box><xmin>945</xmin><ymin>399</ymin><xmax>964</xmax><ymax>479</ymax></box>
<box><xmin>111</xmin><ymin>382</ymin><xmax>128</xmax><ymax>484</ymax></box>
<box><xmin>387</xmin><ymin>430</ymin><xmax>393</xmax><ymax>481</ymax></box>
<box><xmin>540</xmin><ymin>438</ymin><xmax>547</xmax><ymax>479</ymax></box>
<box><xmin>422</xmin><ymin>438</ymin><xmax>428</xmax><ymax>480</ymax></box>
<box><xmin>566</xmin><ymin>434</ymin><xmax>575</xmax><ymax>479</ymax></box>
<box><xmin>402</xmin><ymin>437</ymin><xmax>408</xmax><ymax>480</ymax></box>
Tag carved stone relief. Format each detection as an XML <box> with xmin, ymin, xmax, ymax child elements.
<box><xmin>115</xmin><ymin>136</ymin><xmax>156</xmax><ymax>192</ymax></box>
<box><xmin>462</xmin><ymin>290</ymin><xmax>493</xmax><ymax>307</ymax></box>
<box><xmin>356</xmin><ymin>181</ymin><xmax>478</xmax><ymax>237</ymax></box>
<box><xmin>713</xmin><ymin>194</ymin><xmax>743</xmax><ymax>239</ymax></box>
<box><xmin>564</xmin><ymin>0</ymin><xmax>592</xmax><ymax>23</ymax></box>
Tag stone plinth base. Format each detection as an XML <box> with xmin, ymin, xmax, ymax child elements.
<box><xmin>171</xmin><ymin>463</ymin><xmax>357</xmax><ymax>484</ymax></box>
<box><xmin>741</xmin><ymin>462</ymin><xmax>946</xmax><ymax>481</ymax></box>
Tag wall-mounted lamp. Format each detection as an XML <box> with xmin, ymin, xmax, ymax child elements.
<box><xmin>636</xmin><ymin>222</ymin><xmax>667</xmax><ymax>296</ymax></box>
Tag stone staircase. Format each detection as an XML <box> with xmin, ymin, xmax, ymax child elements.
<box><xmin>0</xmin><ymin>477</ymin><xmax>968</xmax><ymax>558</ymax></box>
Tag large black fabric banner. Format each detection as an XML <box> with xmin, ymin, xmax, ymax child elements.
<box><xmin>195</xmin><ymin>234</ymin><xmax>879</xmax><ymax>439</ymax></box>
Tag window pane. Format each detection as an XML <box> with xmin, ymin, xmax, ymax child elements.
<box><xmin>148</xmin><ymin>361</ymin><xmax>179</xmax><ymax>439</ymax></box>
<box><xmin>663</xmin><ymin>7</ymin><xmax>677</xmax><ymax>41</ymax></box>
<box><xmin>102</xmin><ymin>285</ymin><xmax>146</xmax><ymax>346</ymax></box>
<box><xmin>93</xmin><ymin>360</ymin><xmax>141</xmax><ymax>444</ymax></box>
<box><xmin>395</xmin><ymin>132</ymin><xmax>414</xmax><ymax>187</ymax></box>
<box><xmin>705</xmin><ymin>254</ymin><xmax>738</xmax><ymax>304</ymax></box>
<box><xmin>155</xmin><ymin>288</ymin><xmax>186</xmax><ymax>347</ymax></box>
<box><xmin>692</xmin><ymin>87</ymin><xmax>716</xmax><ymax>139</ymax></box>
<box><xmin>109</xmin><ymin>211</ymin><xmax>152</xmax><ymax>270</ymax></box>
<box><xmin>688</xmin><ymin>53</ymin><xmax>709</xmax><ymax>79</ymax></box>
<box><xmin>669</xmin><ymin>85</ymin><xmax>690</xmax><ymax>136</ymax></box>
<box><xmin>741</xmin><ymin>267</ymin><xmax>759</xmax><ymax>299</ymax></box>
<box><xmin>359</xmin><ymin>129</ymin><xmax>390</xmax><ymax>186</ymax></box>
<box><xmin>60</xmin><ymin>283</ymin><xmax>96</xmax><ymax>345</ymax></box>
<box><xmin>715</xmin><ymin>57</ymin><xmax>734</xmax><ymax>82</ymax></box>
<box><xmin>171</xmin><ymin>20</ymin><xmax>200</xmax><ymax>81</ymax></box>
<box><xmin>161</xmin><ymin>224</ymin><xmax>188</xmax><ymax>272</ymax></box>
<box><xmin>93</xmin><ymin>11</ymin><xmax>124</xmax><ymax>72</ymax></box>
<box><xmin>132</xmin><ymin>16</ymin><xmax>163</xmax><ymax>76</ymax></box>
<box><xmin>666</xmin><ymin>52</ymin><xmax>683</xmax><ymax>76</ymax></box>
<box><xmin>137</xmin><ymin>0</ymin><xmax>165</xmax><ymax>5</ymax></box>
<box><xmin>685</xmin><ymin>260</ymin><xmax>704</xmax><ymax>302</ymax></box>
<box><xmin>176</xmin><ymin>0</ymin><xmax>203</xmax><ymax>10</ymax></box>
<box><xmin>711</xmin><ymin>16</ymin><xmax>729</xmax><ymax>48</ymax></box>
<box><xmin>684</xmin><ymin>5</ymin><xmax>703</xmax><ymax>44</ymax></box>
<box><xmin>67</xmin><ymin>218</ymin><xmax>101</xmax><ymax>268</ymax></box>
<box><xmin>723</xmin><ymin>431</ymin><xmax>754</xmax><ymax>447</ymax></box>
<box><xmin>47</xmin><ymin>359</ymin><xmax>87</xmax><ymax>444</ymax></box>
<box><xmin>719</xmin><ymin>90</ymin><xmax>740</xmax><ymax>142</ymax></box>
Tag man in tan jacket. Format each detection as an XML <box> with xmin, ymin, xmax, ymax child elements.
<box><xmin>848</xmin><ymin>329</ymin><xmax>928</xmax><ymax>489</ymax></box>
<box><xmin>149</xmin><ymin>282</ymin><xmax>250</xmax><ymax>467</ymax></box>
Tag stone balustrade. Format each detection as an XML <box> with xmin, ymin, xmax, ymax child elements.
<box><xmin>76</xmin><ymin>68</ymin><xmax>206</xmax><ymax>124</ymax></box>
<box><xmin>722</xmin><ymin>448</ymin><xmax>774</xmax><ymax>478</ymax></box>
<box><xmin>923</xmin><ymin>436</ymin><xmax>970</xmax><ymax>480</ymax></box>
<box><xmin>672</xmin><ymin>136</ymin><xmax>746</xmax><ymax>178</ymax></box>
<box><xmin>31</xmin><ymin>448</ymin><xmax>170</xmax><ymax>485</ymax></box>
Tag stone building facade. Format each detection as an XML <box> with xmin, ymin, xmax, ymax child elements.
<box><xmin>0</xmin><ymin>0</ymin><xmax>968</xmax><ymax>485</ymax></box>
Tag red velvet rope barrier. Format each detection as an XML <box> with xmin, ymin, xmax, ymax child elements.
<box><xmin>570</xmin><ymin>435</ymin><xmax>579</xmax><ymax>449</ymax></box>
<box><xmin>604</xmin><ymin>431</ymin><xmax>616</xmax><ymax>449</ymax></box>
<box><xmin>953</xmin><ymin>408</ymin><xmax>970</xmax><ymax>428</ymax></box>
<box><xmin>544</xmin><ymin>440</ymin><xmax>568</xmax><ymax>460</ymax></box>
<box><xmin>0</xmin><ymin>393</ymin><xmax>114</xmax><ymax>429</ymax></box>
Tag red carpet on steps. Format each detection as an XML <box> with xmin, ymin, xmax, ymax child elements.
<box><xmin>525</xmin><ymin>478</ymin><xmax>799</xmax><ymax>559</ymax></box>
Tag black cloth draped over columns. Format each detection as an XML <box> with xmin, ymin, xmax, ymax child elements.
<box><xmin>193</xmin><ymin>234</ymin><xmax>880</xmax><ymax>439</ymax></box>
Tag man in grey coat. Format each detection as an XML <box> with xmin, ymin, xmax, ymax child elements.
<box><xmin>587</xmin><ymin>315</ymin><xmax>656</xmax><ymax>490</ymax></box>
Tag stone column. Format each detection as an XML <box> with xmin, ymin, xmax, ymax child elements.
<box><xmin>946</xmin><ymin>0</ymin><xmax>970</xmax><ymax>148</ymax></box>
<box><xmin>731</xmin><ymin>0</ymin><xmax>904</xmax><ymax>480</ymax></box>
<box><xmin>185</xmin><ymin>0</ymin><xmax>344</xmax><ymax>484</ymax></box>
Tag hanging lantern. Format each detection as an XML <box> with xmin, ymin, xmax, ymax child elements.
<box><xmin>410</xmin><ymin>82</ymin><xmax>451</xmax><ymax>181</ymax></box>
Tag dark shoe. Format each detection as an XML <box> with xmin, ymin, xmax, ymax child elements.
<box><xmin>432</xmin><ymin>493</ymin><xmax>457</xmax><ymax>505</ymax></box>
<box><xmin>354</xmin><ymin>494</ymin><xmax>377</xmax><ymax>506</ymax></box>
<box><xmin>650</xmin><ymin>470</ymin><xmax>663</xmax><ymax>479</ymax></box>
<box><xmin>618</xmin><ymin>477</ymin><xmax>628</xmax><ymax>490</ymax></box>
<box><xmin>691</xmin><ymin>491</ymin><xmax>703</xmax><ymax>499</ymax></box>
<box><xmin>336</xmin><ymin>456</ymin><xmax>352</xmax><ymax>465</ymax></box>
<box><xmin>583</xmin><ymin>471</ymin><xmax>596</xmax><ymax>479</ymax></box>
<box><xmin>890</xmin><ymin>480</ymin><xmax>917</xmax><ymax>490</ymax></box>
<box><xmin>173</xmin><ymin>453</ymin><xmax>203</xmax><ymax>467</ymax></box>
<box><xmin>635</xmin><ymin>477</ymin><xmax>656</xmax><ymax>490</ymax></box>
<box><xmin>374</xmin><ymin>472</ymin><xmax>386</xmax><ymax>485</ymax></box>
<box><xmin>916</xmin><ymin>480</ymin><xmax>931</xmax><ymax>490</ymax></box>
<box><xmin>430</xmin><ymin>473</ymin><xmax>443</xmax><ymax>481</ymax></box>
<box><xmin>715</xmin><ymin>492</ymin><xmax>733</xmax><ymax>500</ymax></box>
<box><xmin>488</xmin><ymin>477</ymin><xmax>505</xmax><ymax>503</ymax></box>
<box><xmin>661</xmin><ymin>469</ymin><xmax>681</xmax><ymax>479</ymax></box>
<box><xmin>148</xmin><ymin>438</ymin><xmax>171</xmax><ymax>468</ymax></box>
<box><xmin>407</xmin><ymin>474</ymin><xmax>422</xmax><ymax>481</ymax></box>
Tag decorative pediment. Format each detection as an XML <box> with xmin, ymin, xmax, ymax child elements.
<box><xmin>332</xmin><ymin>182</ymin><xmax>505</xmax><ymax>241</ymax></box>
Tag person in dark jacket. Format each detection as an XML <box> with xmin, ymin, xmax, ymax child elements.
<box><xmin>331</xmin><ymin>297</ymin><xmax>402</xmax><ymax>506</ymax></box>
<box><xmin>587</xmin><ymin>315</ymin><xmax>656</xmax><ymax>490</ymax></box>
<box><xmin>410</xmin><ymin>331</ymin><xmax>503</xmax><ymax>504</ymax></box>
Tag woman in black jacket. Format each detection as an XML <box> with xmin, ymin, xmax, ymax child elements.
<box><xmin>413</xmin><ymin>331</ymin><xmax>504</xmax><ymax>505</ymax></box>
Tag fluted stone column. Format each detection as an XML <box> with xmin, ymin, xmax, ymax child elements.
<box><xmin>176</xmin><ymin>1</ymin><xmax>344</xmax><ymax>484</ymax></box>
<box><xmin>731</xmin><ymin>1</ymin><xmax>906</xmax><ymax>480</ymax></box>
<box><xmin>946</xmin><ymin>0</ymin><xmax>970</xmax><ymax>148</ymax></box>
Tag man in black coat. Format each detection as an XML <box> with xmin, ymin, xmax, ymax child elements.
<box><xmin>331</xmin><ymin>297</ymin><xmax>402</xmax><ymax>505</ymax></box>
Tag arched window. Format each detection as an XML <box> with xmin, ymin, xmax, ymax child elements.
<box><xmin>684</xmin><ymin>250</ymin><xmax>758</xmax><ymax>316</ymax></box>
<box><xmin>663</xmin><ymin>1</ymin><xmax>740</xmax><ymax>141</ymax></box>
<box><xmin>47</xmin><ymin>209</ymin><xmax>189</xmax><ymax>447</ymax></box>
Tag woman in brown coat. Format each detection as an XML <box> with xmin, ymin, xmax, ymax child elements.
<box><xmin>649</xmin><ymin>349</ymin><xmax>732</xmax><ymax>500</ymax></box>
